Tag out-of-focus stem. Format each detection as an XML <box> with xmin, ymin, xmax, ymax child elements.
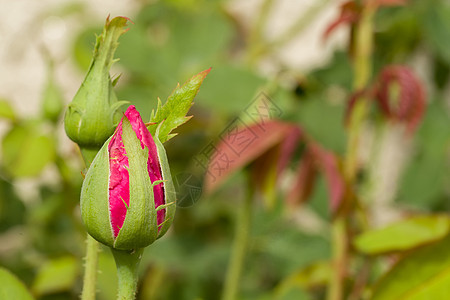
<box><xmin>221</xmin><ymin>182</ymin><xmax>254</xmax><ymax>300</ymax></box>
<box><xmin>246</xmin><ymin>0</ymin><xmax>275</xmax><ymax>66</ymax></box>
<box><xmin>353</xmin><ymin>3</ymin><xmax>375</xmax><ymax>91</ymax></box>
<box><xmin>344</xmin><ymin>98</ymin><xmax>368</xmax><ymax>181</ymax></box>
<box><xmin>344</xmin><ymin>2</ymin><xmax>375</xmax><ymax>181</ymax></box>
<box><xmin>328</xmin><ymin>3</ymin><xmax>376</xmax><ymax>300</ymax></box>
<box><xmin>327</xmin><ymin>217</ymin><xmax>347</xmax><ymax>300</ymax></box>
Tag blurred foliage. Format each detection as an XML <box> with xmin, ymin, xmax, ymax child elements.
<box><xmin>0</xmin><ymin>0</ymin><xmax>449</xmax><ymax>299</ymax></box>
<box><xmin>0</xmin><ymin>267</ymin><xmax>34</xmax><ymax>300</ymax></box>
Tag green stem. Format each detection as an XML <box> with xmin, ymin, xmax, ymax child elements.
<box><xmin>328</xmin><ymin>3</ymin><xmax>376</xmax><ymax>300</ymax></box>
<box><xmin>221</xmin><ymin>182</ymin><xmax>254</xmax><ymax>300</ymax></box>
<box><xmin>111</xmin><ymin>248</ymin><xmax>144</xmax><ymax>300</ymax></box>
<box><xmin>352</xmin><ymin>3</ymin><xmax>375</xmax><ymax>91</ymax></box>
<box><xmin>344</xmin><ymin>3</ymin><xmax>375</xmax><ymax>181</ymax></box>
<box><xmin>344</xmin><ymin>97</ymin><xmax>368</xmax><ymax>181</ymax></box>
<box><xmin>246</xmin><ymin>0</ymin><xmax>275</xmax><ymax>65</ymax></box>
<box><xmin>81</xmin><ymin>148</ymin><xmax>99</xmax><ymax>167</ymax></box>
<box><xmin>80</xmin><ymin>146</ymin><xmax>101</xmax><ymax>300</ymax></box>
<box><xmin>327</xmin><ymin>216</ymin><xmax>347</xmax><ymax>300</ymax></box>
<box><xmin>81</xmin><ymin>235</ymin><xmax>100</xmax><ymax>300</ymax></box>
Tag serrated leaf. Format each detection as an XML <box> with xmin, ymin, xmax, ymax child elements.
<box><xmin>0</xmin><ymin>268</ymin><xmax>34</xmax><ymax>300</ymax></box>
<box><xmin>32</xmin><ymin>256</ymin><xmax>79</xmax><ymax>296</ymax></box>
<box><xmin>148</xmin><ymin>68</ymin><xmax>211</xmax><ymax>143</ymax></box>
<box><xmin>371</xmin><ymin>234</ymin><xmax>450</xmax><ymax>300</ymax></box>
<box><xmin>354</xmin><ymin>215</ymin><xmax>450</xmax><ymax>255</ymax></box>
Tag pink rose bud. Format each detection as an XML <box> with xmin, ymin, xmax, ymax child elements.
<box><xmin>81</xmin><ymin>105</ymin><xmax>176</xmax><ymax>250</ymax></box>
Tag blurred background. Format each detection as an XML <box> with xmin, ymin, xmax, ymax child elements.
<box><xmin>0</xmin><ymin>0</ymin><xmax>449</xmax><ymax>299</ymax></box>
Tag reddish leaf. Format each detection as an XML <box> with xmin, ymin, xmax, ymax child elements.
<box><xmin>251</xmin><ymin>126</ymin><xmax>303</xmax><ymax>208</ymax></box>
<box><xmin>203</xmin><ymin>119</ymin><xmax>345</xmax><ymax>214</ymax></box>
<box><xmin>323</xmin><ymin>1</ymin><xmax>361</xmax><ymax>41</ymax></box>
<box><xmin>204</xmin><ymin>121</ymin><xmax>299</xmax><ymax>194</ymax></box>
<box><xmin>323</xmin><ymin>0</ymin><xmax>407</xmax><ymax>41</ymax></box>
<box><xmin>309</xmin><ymin>143</ymin><xmax>345</xmax><ymax>214</ymax></box>
<box><xmin>287</xmin><ymin>149</ymin><xmax>317</xmax><ymax>207</ymax></box>
<box><xmin>277</xmin><ymin>126</ymin><xmax>303</xmax><ymax>175</ymax></box>
<box><xmin>375</xmin><ymin>65</ymin><xmax>426</xmax><ymax>134</ymax></box>
<box><xmin>345</xmin><ymin>65</ymin><xmax>426</xmax><ymax>135</ymax></box>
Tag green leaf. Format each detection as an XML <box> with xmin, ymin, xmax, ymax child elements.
<box><xmin>397</xmin><ymin>101</ymin><xmax>450</xmax><ymax>208</ymax></box>
<box><xmin>32</xmin><ymin>256</ymin><xmax>79</xmax><ymax>296</ymax></box>
<box><xmin>421</xmin><ymin>0</ymin><xmax>450</xmax><ymax>63</ymax></box>
<box><xmin>371</xmin><ymin>234</ymin><xmax>450</xmax><ymax>300</ymax></box>
<box><xmin>197</xmin><ymin>64</ymin><xmax>266</xmax><ymax>115</ymax></box>
<box><xmin>0</xmin><ymin>99</ymin><xmax>16</xmax><ymax>121</ymax></box>
<box><xmin>148</xmin><ymin>68</ymin><xmax>210</xmax><ymax>143</ymax></box>
<box><xmin>274</xmin><ymin>261</ymin><xmax>331</xmax><ymax>299</ymax></box>
<box><xmin>0</xmin><ymin>267</ymin><xmax>34</xmax><ymax>300</ymax></box>
<box><xmin>294</xmin><ymin>95</ymin><xmax>347</xmax><ymax>155</ymax></box>
<box><xmin>354</xmin><ymin>215</ymin><xmax>450</xmax><ymax>255</ymax></box>
<box><xmin>0</xmin><ymin>181</ymin><xmax>26</xmax><ymax>231</ymax></box>
<box><xmin>2</xmin><ymin>123</ymin><xmax>56</xmax><ymax>178</ymax></box>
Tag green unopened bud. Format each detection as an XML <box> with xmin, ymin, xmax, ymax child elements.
<box><xmin>80</xmin><ymin>106</ymin><xmax>176</xmax><ymax>250</ymax></box>
<box><xmin>64</xmin><ymin>16</ymin><xmax>129</xmax><ymax>149</ymax></box>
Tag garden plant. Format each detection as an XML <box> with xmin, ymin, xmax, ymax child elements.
<box><xmin>0</xmin><ymin>0</ymin><xmax>449</xmax><ymax>299</ymax></box>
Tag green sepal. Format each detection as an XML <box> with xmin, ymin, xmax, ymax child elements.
<box><xmin>151</xmin><ymin>179</ymin><xmax>166</xmax><ymax>187</ymax></box>
<box><xmin>114</xmin><ymin>117</ymin><xmax>158</xmax><ymax>250</ymax></box>
<box><xmin>154</xmin><ymin>128</ymin><xmax>177</xmax><ymax>239</ymax></box>
<box><xmin>156</xmin><ymin>201</ymin><xmax>175</xmax><ymax>212</ymax></box>
<box><xmin>80</xmin><ymin>137</ymin><xmax>115</xmax><ymax>247</ymax></box>
<box><xmin>64</xmin><ymin>16</ymin><xmax>130</xmax><ymax>149</ymax></box>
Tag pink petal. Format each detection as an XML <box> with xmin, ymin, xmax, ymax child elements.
<box><xmin>108</xmin><ymin>123</ymin><xmax>130</xmax><ymax>237</ymax></box>
<box><xmin>108</xmin><ymin>105</ymin><xmax>165</xmax><ymax>237</ymax></box>
<box><xmin>124</xmin><ymin>106</ymin><xmax>165</xmax><ymax>227</ymax></box>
